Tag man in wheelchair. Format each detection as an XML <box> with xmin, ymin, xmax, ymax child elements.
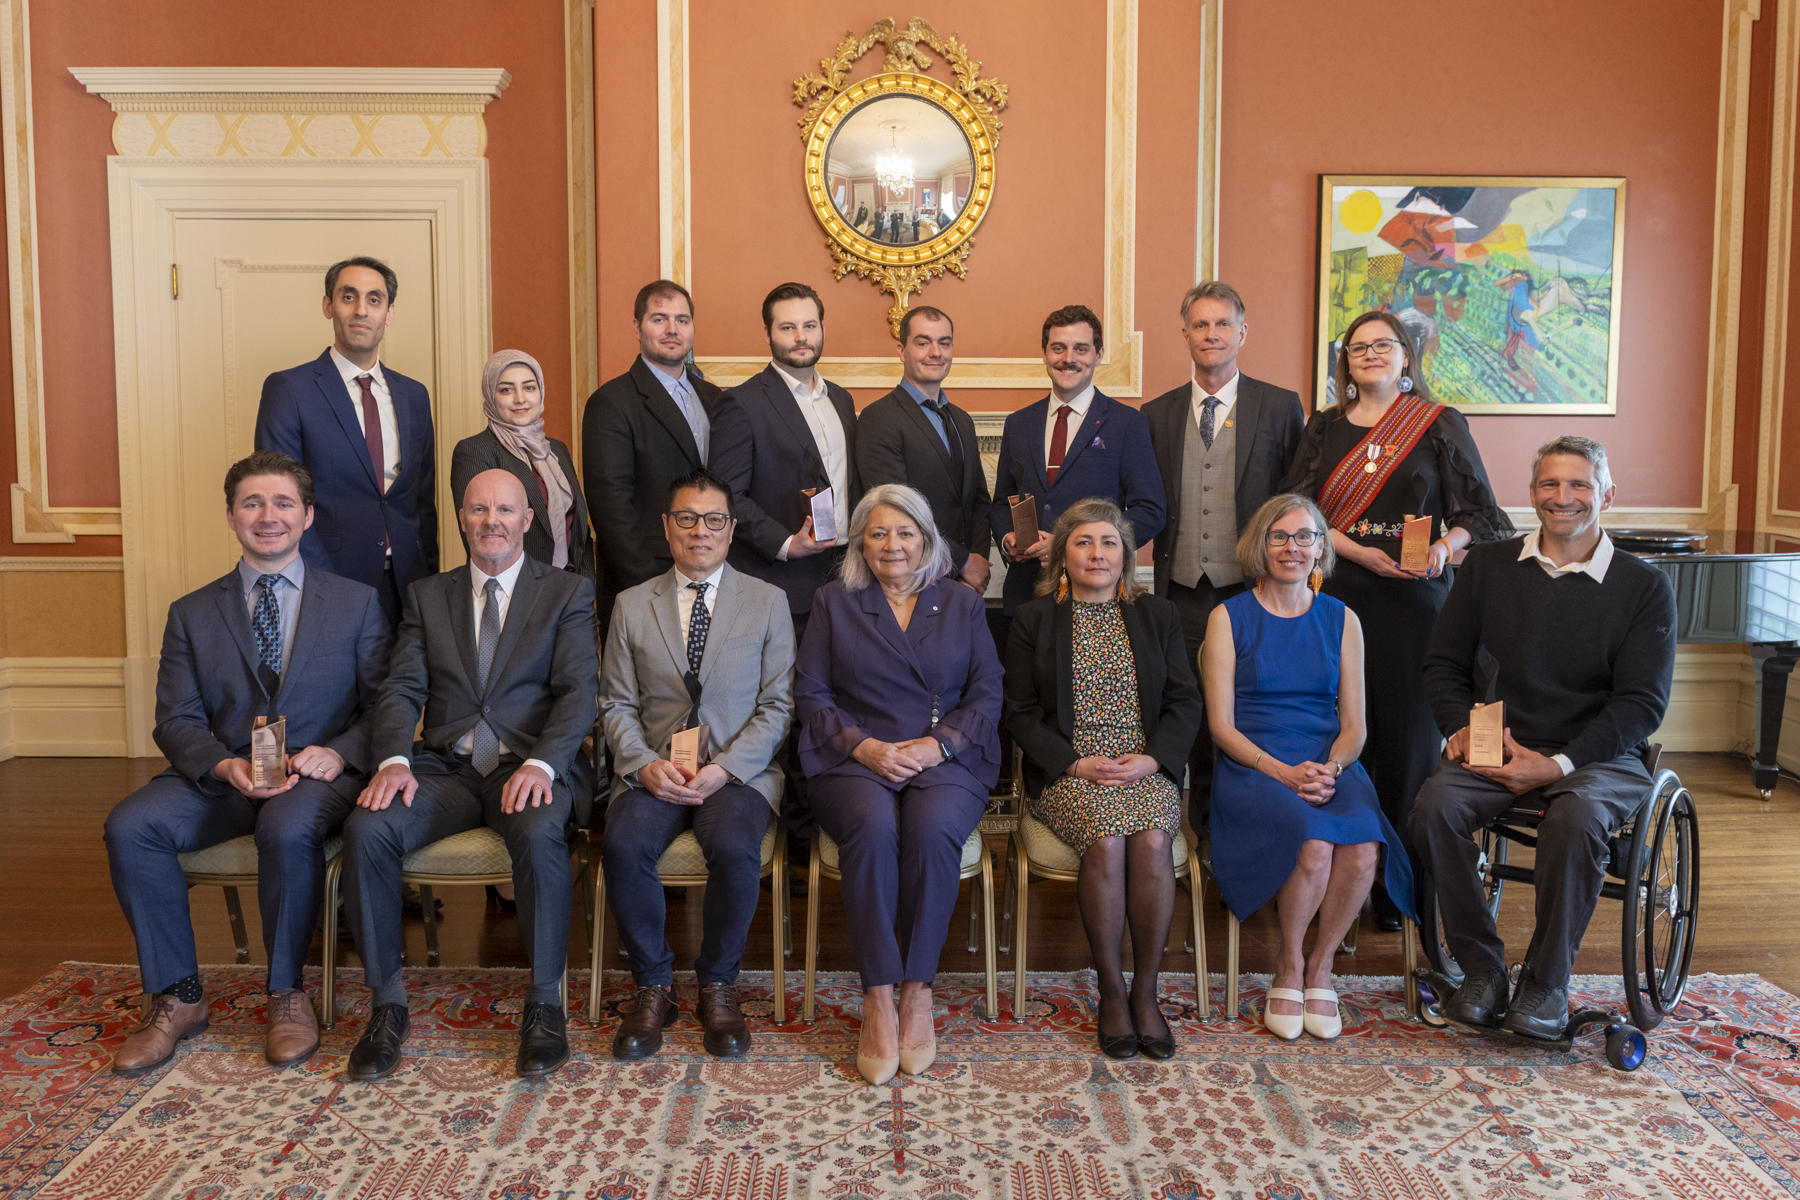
<box><xmin>1411</xmin><ymin>435</ymin><xmax>1677</xmax><ymax>1039</ymax></box>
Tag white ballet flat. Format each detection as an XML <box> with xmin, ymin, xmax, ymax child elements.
<box><xmin>1263</xmin><ymin>987</ymin><xmax>1305</xmax><ymax>1040</ymax></box>
<box><xmin>1303</xmin><ymin>988</ymin><xmax>1342</xmax><ymax>1040</ymax></box>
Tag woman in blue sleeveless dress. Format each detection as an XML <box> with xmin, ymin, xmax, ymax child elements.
<box><xmin>1202</xmin><ymin>494</ymin><xmax>1416</xmax><ymax>1042</ymax></box>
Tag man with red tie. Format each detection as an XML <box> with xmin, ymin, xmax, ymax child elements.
<box><xmin>256</xmin><ymin>257</ymin><xmax>439</xmax><ymax>629</ymax></box>
<box><xmin>989</xmin><ymin>304</ymin><xmax>1165</xmax><ymax>614</ymax></box>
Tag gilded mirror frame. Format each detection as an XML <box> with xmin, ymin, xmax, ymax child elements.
<box><xmin>795</xmin><ymin>19</ymin><xmax>1006</xmax><ymax>338</ymax></box>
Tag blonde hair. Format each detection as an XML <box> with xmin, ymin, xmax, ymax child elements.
<box><xmin>1036</xmin><ymin>498</ymin><xmax>1147</xmax><ymax>601</ymax></box>
<box><xmin>1236</xmin><ymin>493</ymin><xmax>1335</xmax><ymax>581</ymax></box>
<box><xmin>839</xmin><ymin>484</ymin><xmax>953</xmax><ymax>594</ymax></box>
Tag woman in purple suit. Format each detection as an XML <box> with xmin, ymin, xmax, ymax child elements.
<box><xmin>796</xmin><ymin>483</ymin><xmax>1004</xmax><ymax>1086</ymax></box>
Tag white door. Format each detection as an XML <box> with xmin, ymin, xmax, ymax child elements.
<box><xmin>170</xmin><ymin>216</ymin><xmax>447</xmax><ymax>594</ymax></box>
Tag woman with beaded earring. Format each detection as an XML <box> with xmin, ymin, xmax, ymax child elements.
<box><xmin>1278</xmin><ymin>311</ymin><xmax>1510</xmax><ymax>933</ymax></box>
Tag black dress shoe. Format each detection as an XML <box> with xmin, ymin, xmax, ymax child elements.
<box><xmin>1500</xmin><ymin>975</ymin><xmax>1570</xmax><ymax>1041</ymax></box>
<box><xmin>1096</xmin><ymin>1000</ymin><xmax>1138</xmax><ymax>1060</ymax></box>
<box><xmin>1443</xmin><ymin>968</ymin><xmax>1510</xmax><ymax>1027</ymax></box>
<box><xmin>696</xmin><ymin>982</ymin><xmax>752</xmax><ymax>1057</ymax></box>
<box><xmin>612</xmin><ymin>986</ymin><xmax>678</xmax><ymax>1060</ymax></box>
<box><xmin>1136</xmin><ymin>1030</ymin><xmax>1177</xmax><ymax>1060</ymax></box>
<box><xmin>1375</xmin><ymin>913</ymin><xmax>1403</xmax><ymax>933</ymax></box>
<box><xmin>484</xmin><ymin>884</ymin><xmax>517</xmax><ymax>913</ymax></box>
<box><xmin>348</xmin><ymin>1004</ymin><xmax>410</xmax><ymax>1080</ymax></box>
<box><xmin>516</xmin><ymin>1002</ymin><xmax>570</xmax><ymax>1077</ymax></box>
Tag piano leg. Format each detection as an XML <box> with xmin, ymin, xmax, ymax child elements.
<box><xmin>1750</xmin><ymin>642</ymin><xmax>1800</xmax><ymax>799</ymax></box>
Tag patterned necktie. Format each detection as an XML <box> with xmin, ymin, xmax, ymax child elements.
<box><xmin>251</xmin><ymin>574</ymin><xmax>284</xmax><ymax>679</ymax></box>
<box><xmin>686</xmin><ymin>581</ymin><xmax>711</xmax><ymax>675</ymax></box>
<box><xmin>470</xmin><ymin>577</ymin><xmax>502</xmax><ymax>776</ymax></box>
<box><xmin>927</xmin><ymin>399</ymin><xmax>967</xmax><ymax>491</ymax></box>
<box><xmin>1047</xmin><ymin>402</ymin><xmax>1072</xmax><ymax>484</ymax></box>
<box><xmin>1199</xmin><ymin>395</ymin><xmax>1221</xmax><ymax>450</ymax></box>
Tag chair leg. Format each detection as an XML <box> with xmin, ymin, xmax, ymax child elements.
<box><xmin>980</xmin><ymin>850</ymin><xmax>998</xmax><ymax>1021</ymax></box>
<box><xmin>802</xmin><ymin>839</ymin><xmax>823</xmax><ymax>1024</ymax></box>
<box><xmin>589</xmin><ymin>860</ymin><xmax>608</xmax><ymax>1027</ymax></box>
<box><xmin>771</xmin><ymin>835</ymin><xmax>786</xmax><ymax>1026</ymax></box>
<box><xmin>997</xmin><ymin>839</ymin><xmax>1015</xmax><ymax>955</ymax></box>
<box><xmin>1340</xmin><ymin>912</ymin><xmax>1358</xmax><ymax>956</ymax></box>
<box><xmin>578</xmin><ymin>837</ymin><xmax>596</xmax><ymax>947</ymax></box>
<box><xmin>1403</xmin><ymin>916</ymin><xmax>1420</xmax><ymax>1019</ymax></box>
<box><xmin>223</xmin><ymin>887</ymin><xmax>250</xmax><ymax>964</ymax></box>
<box><xmin>967</xmin><ymin>870</ymin><xmax>980</xmax><ymax>954</ymax></box>
<box><xmin>560</xmin><ymin>969</ymin><xmax>569</xmax><ymax>1013</ymax></box>
<box><xmin>1012</xmin><ymin>835</ymin><xmax>1030</xmax><ymax>1018</ymax></box>
<box><xmin>419</xmin><ymin>885</ymin><xmax>439</xmax><ymax>965</ymax></box>
<box><xmin>1186</xmin><ymin>867</ymin><xmax>1208</xmax><ymax>1020</ymax></box>
<box><xmin>322</xmin><ymin>857</ymin><xmax>342</xmax><ymax>1029</ymax></box>
<box><xmin>1226</xmin><ymin>910</ymin><xmax>1240</xmax><ymax>1021</ymax></box>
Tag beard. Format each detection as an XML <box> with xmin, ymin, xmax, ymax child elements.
<box><xmin>772</xmin><ymin>339</ymin><xmax>822</xmax><ymax>370</ymax></box>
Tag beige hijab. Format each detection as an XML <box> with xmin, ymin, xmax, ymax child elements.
<box><xmin>480</xmin><ymin>350</ymin><xmax>574</xmax><ymax>568</ymax></box>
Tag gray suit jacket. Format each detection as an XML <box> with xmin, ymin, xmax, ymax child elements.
<box><xmin>372</xmin><ymin>555</ymin><xmax>600</xmax><ymax>820</ymax></box>
<box><xmin>600</xmin><ymin>563</ymin><xmax>794</xmax><ymax>811</ymax></box>
<box><xmin>154</xmin><ymin>566</ymin><xmax>389</xmax><ymax>791</ymax></box>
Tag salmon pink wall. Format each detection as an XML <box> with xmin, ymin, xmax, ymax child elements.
<box><xmin>1220</xmin><ymin>0</ymin><xmax>1721</xmax><ymax>509</ymax></box>
<box><xmin>3</xmin><ymin>0</ymin><xmax>571</xmax><ymax>559</ymax></box>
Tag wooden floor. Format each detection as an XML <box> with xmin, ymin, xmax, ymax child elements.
<box><xmin>1</xmin><ymin>751</ymin><xmax>1795</xmax><ymax>1004</ymax></box>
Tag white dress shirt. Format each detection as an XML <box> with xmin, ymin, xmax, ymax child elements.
<box><xmin>1516</xmin><ymin>528</ymin><xmax>1615</xmax><ymax>778</ymax></box>
<box><xmin>1043</xmin><ymin>384</ymin><xmax>1096</xmax><ymax>468</ymax></box>
<box><xmin>330</xmin><ymin>348</ymin><xmax>401</xmax><ymax>493</ymax></box>
<box><xmin>771</xmin><ymin>361</ymin><xmax>848</xmax><ymax>560</ymax></box>
<box><xmin>378</xmin><ymin>552</ymin><xmax>556</xmax><ymax>779</ymax></box>
<box><xmin>1189</xmin><ymin>369</ymin><xmax>1241</xmax><ymax>429</ymax></box>
<box><xmin>674</xmin><ymin>563</ymin><xmax>724</xmax><ymax>649</ymax></box>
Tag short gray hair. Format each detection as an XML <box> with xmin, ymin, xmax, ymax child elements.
<box><xmin>1531</xmin><ymin>435</ymin><xmax>1613</xmax><ymax>494</ymax></box>
<box><xmin>1179</xmin><ymin>280</ymin><xmax>1245</xmax><ymax>324</ymax></box>
<box><xmin>839</xmin><ymin>483</ymin><xmax>953</xmax><ymax>595</ymax></box>
<box><xmin>1237</xmin><ymin>493</ymin><xmax>1335</xmax><ymax>581</ymax></box>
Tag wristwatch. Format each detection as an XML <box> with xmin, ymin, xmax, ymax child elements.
<box><xmin>937</xmin><ymin>738</ymin><xmax>955</xmax><ymax>762</ymax></box>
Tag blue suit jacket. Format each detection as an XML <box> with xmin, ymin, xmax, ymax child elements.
<box><xmin>255</xmin><ymin>350</ymin><xmax>439</xmax><ymax>598</ymax></box>
<box><xmin>153</xmin><ymin>566</ymin><xmax>391</xmax><ymax>793</ymax></box>
<box><xmin>988</xmin><ymin>391</ymin><xmax>1166</xmax><ymax>612</ymax></box>
<box><xmin>794</xmin><ymin>578</ymin><xmax>1003</xmax><ymax>794</ymax></box>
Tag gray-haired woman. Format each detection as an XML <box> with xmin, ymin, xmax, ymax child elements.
<box><xmin>794</xmin><ymin>484</ymin><xmax>1005</xmax><ymax>1085</ymax></box>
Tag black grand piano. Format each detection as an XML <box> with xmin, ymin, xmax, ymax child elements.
<box><xmin>1616</xmin><ymin>529</ymin><xmax>1800</xmax><ymax>798</ymax></box>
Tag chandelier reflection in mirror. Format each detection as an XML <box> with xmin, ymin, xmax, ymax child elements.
<box><xmin>795</xmin><ymin>18</ymin><xmax>1007</xmax><ymax>338</ymax></box>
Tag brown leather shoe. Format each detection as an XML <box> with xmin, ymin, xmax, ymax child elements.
<box><xmin>265</xmin><ymin>988</ymin><xmax>321</xmax><ymax>1066</ymax></box>
<box><xmin>697</xmin><ymin>982</ymin><xmax>752</xmax><ymax>1057</ymax></box>
<box><xmin>611</xmin><ymin>986</ymin><xmax>677</xmax><ymax>1061</ymax></box>
<box><xmin>113</xmin><ymin>992</ymin><xmax>209</xmax><ymax>1077</ymax></box>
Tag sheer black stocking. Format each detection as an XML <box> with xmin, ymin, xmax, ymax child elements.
<box><xmin>1125</xmin><ymin>828</ymin><xmax>1174</xmax><ymax>1041</ymax></box>
<box><xmin>1077</xmin><ymin>829</ymin><xmax>1176</xmax><ymax>1042</ymax></box>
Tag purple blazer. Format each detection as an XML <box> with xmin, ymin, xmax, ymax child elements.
<box><xmin>795</xmin><ymin>578</ymin><xmax>1003</xmax><ymax>793</ymax></box>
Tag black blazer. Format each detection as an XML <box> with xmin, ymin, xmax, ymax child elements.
<box><xmin>1001</xmin><ymin>592</ymin><xmax>1204</xmax><ymax>800</ymax></box>
<box><xmin>854</xmin><ymin>386</ymin><xmax>992</xmax><ymax>573</ymax></box>
<box><xmin>708</xmin><ymin>365</ymin><xmax>862</xmax><ymax>616</ymax></box>
<box><xmin>581</xmin><ymin>357</ymin><xmax>722</xmax><ymax>598</ymax></box>
<box><xmin>1142</xmin><ymin>373</ymin><xmax>1306</xmax><ymax>595</ymax></box>
<box><xmin>450</xmin><ymin>428</ymin><xmax>594</xmax><ymax>579</ymax></box>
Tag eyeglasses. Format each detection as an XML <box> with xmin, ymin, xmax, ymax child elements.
<box><xmin>1345</xmin><ymin>337</ymin><xmax>1401</xmax><ymax>359</ymax></box>
<box><xmin>1264</xmin><ymin>529</ymin><xmax>1321</xmax><ymax>547</ymax></box>
<box><xmin>666</xmin><ymin>510</ymin><xmax>732</xmax><ymax>530</ymax></box>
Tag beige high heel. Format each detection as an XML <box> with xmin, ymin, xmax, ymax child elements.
<box><xmin>857</xmin><ymin>994</ymin><xmax>900</xmax><ymax>1085</ymax></box>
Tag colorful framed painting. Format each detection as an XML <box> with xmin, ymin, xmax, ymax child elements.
<box><xmin>1317</xmin><ymin>175</ymin><xmax>1625</xmax><ymax>414</ymax></box>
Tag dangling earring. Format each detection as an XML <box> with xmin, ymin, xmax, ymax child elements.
<box><xmin>1116</xmin><ymin>576</ymin><xmax>1130</xmax><ymax>601</ymax></box>
<box><xmin>1308</xmin><ymin>567</ymin><xmax>1324</xmax><ymax>594</ymax></box>
<box><xmin>1344</xmin><ymin>381</ymin><xmax>1358</xmax><ymax>401</ymax></box>
<box><xmin>1055</xmin><ymin>571</ymin><xmax>1070</xmax><ymax>602</ymax></box>
<box><xmin>1398</xmin><ymin>374</ymin><xmax>1414</xmax><ymax>393</ymax></box>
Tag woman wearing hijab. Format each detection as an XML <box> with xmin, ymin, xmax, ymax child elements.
<box><xmin>451</xmin><ymin>349</ymin><xmax>594</xmax><ymax>578</ymax></box>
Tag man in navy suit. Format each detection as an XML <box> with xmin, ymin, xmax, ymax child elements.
<box><xmin>990</xmin><ymin>304</ymin><xmax>1166</xmax><ymax>613</ymax></box>
<box><xmin>1143</xmin><ymin>281</ymin><xmax>1305</xmax><ymax>827</ymax></box>
<box><xmin>256</xmin><ymin>256</ymin><xmax>438</xmax><ymax>630</ymax></box>
<box><xmin>103</xmin><ymin>451</ymin><xmax>389</xmax><ymax>1077</ymax></box>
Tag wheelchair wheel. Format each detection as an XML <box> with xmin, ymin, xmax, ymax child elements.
<box><xmin>1605</xmin><ymin>1024</ymin><xmax>1648</xmax><ymax>1072</ymax></box>
<box><xmin>1621</xmin><ymin>774</ymin><xmax>1699</xmax><ymax>1032</ymax></box>
<box><xmin>1418</xmin><ymin>825</ymin><xmax>1508</xmax><ymax>985</ymax></box>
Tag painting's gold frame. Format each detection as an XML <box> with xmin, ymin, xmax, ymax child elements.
<box><xmin>1316</xmin><ymin>173</ymin><xmax>1627</xmax><ymax>416</ymax></box>
<box><xmin>801</xmin><ymin>61</ymin><xmax>998</xmax><ymax>339</ymax></box>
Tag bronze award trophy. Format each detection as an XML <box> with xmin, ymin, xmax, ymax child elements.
<box><xmin>1399</xmin><ymin>514</ymin><xmax>1434</xmax><ymax>573</ymax></box>
<box><xmin>250</xmin><ymin>715</ymin><xmax>288</xmax><ymax>788</ymax></box>
<box><xmin>1008</xmin><ymin>495</ymin><xmax>1039</xmax><ymax>550</ymax></box>
<box><xmin>1467</xmin><ymin>701</ymin><xmax>1506</xmax><ymax>768</ymax></box>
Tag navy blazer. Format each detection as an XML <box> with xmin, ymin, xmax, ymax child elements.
<box><xmin>989</xmin><ymin>391</ymin><xmax>1166</xmax><ymax>612</ymax></box>
<box><xmin>153</xmin><ymin>566</ymin><xmax>390</xmax><ymax>792</ymax></box>
<box><xmin>255</xmin><ymin>350</ymin><xmax>439</xmax><ymax>599</ymax></box>
<box><xmin>794</xmin><ymin>578</ymin><xmax>1003</xmax><ymax>794</ymax></box>
<box><xmin>708</xmin><ymin>365</ymin><xmax>862</xmax><ymax>616</ymax></box>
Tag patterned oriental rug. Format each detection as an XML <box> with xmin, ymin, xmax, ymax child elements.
<box><xmin>3</xmin><ymin>965</ymin><xmax>1800</xmax><ymax>1198</ymax></box>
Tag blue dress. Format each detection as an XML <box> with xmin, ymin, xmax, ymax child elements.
<box><xmin>1209</xmin><ymin>589</ymin><xmax>1417</xmax><ymax>922</ymax></box>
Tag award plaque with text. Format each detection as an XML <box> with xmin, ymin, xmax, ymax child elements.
<box><xmin>250</xmin><ymin>715</ymin><xmax>288</xmax><ymax>788</ymax></box>
<box><xmin>803</xmin><ymin>487</ymin><xmax>838</xmax><ymax>543</ymax></box>
<box><xmin>1467</xmin><ymin>701</ymin><xmax>1506</xmax><ymax>768</ymax></box>
<box><xmin>671</xmin><ymin>725</ymin><xmax>711</xmax><ymax>779</ymax></box>
<box><xmin>1009</xmin><ymin>495</ymin><xmax>1040</xmax><ymax>550</ymax></box>
<box><xmin>1400</xmin><ymin>515</ymin><xmax>1434</xmax><ymax>573</ymax></box>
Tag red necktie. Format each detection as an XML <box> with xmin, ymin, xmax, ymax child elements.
<box><xmin>1047</xmin><ymin>402</ymin><xmax>1072</xmax><ymax>485</ymax></box>
<box><xmin>356</xmin><ymin>374</ymin><xmax>385</xmax><ymax>494</ymax></box>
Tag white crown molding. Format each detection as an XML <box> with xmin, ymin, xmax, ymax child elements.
<box><xmin>68</xmin><ymin>67</ymin><xmax>511</xmax><ymax>101</ymax></box>
<box><xmin>0</xmin><ymin>555</ymin><xmax>121</xmax><ymax>572</ymax></box>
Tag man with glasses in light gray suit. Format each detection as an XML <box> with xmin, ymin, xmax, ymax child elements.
<box><xmin>600</xmin><ymin>467</ymin><xmax>795</xmax><ymax>1062</ymax></box>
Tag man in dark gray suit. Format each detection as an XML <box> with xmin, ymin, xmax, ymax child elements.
<box><xmin>342</xmin><ymin>468</ymin><xmax>599</xmax><ymax>1082</ymax></box>
<box><xmin>600</xmin><ymin>467</ymin><xmax>794</xmax><ymax>1061</ymax></box>
<box><xmin>104</xmin><ymin>451</ymin><xmax>389</xmax><ymax>1076</ymax></box>
<box><xmin>1144</xmin><ymin>281</ymin><xmax>1305</xmax><ymax>828</ymax></box>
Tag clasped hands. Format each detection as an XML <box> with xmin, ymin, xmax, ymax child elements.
<box><xmin>356</xmin><ymin>761</ymin><xmax>556</xmax><ymax>814</ymax></box>
<box><xmin>640</xmin><ymin>760</ymin><xmax>730</xmax><ymax>806</ymax></box>
<box><xmin>1067</xmin><ymin>753</ymin><xmax>1159</xmax><ymax>787</ymax></box>
<box><xmin>212</xmin><ymin>745</ymin><xmax>345</xmax><ymax>799</ymax></box>
<box><xmin>853</xmin><ymin>737</ymin><xmax>945</xmax><ymax>784</ymax></box>
<box><xmin>1444</xmin><ymin>725</ymin><xmax>1564</xmax><ymax>795</ymax></box>
<box><xmin>1266</xmin><ymin>758</ymin><xmax>1338</xmax><ymax>807</ymax></box>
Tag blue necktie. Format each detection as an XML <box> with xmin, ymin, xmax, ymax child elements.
<box><xmin>1199</xmin><ymin>396</ymin><xmax>1221</xmax><ymax>450</ymax></box>
<box><xmin>251</xmin><ymin>574</ymin><xmax>284</xmax><ymax>679</ymax></box>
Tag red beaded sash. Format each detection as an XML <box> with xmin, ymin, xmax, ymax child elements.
<box><xmin>1315</xmin><ymin>394</ymin><xmax>1445</xmax><ymax>531</ymax></box>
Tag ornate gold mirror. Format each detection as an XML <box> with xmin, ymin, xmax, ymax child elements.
<box><xmin>795</xmin><ymin>19</ymin><xmax>1007</xmax><ymax>338</ymax></box>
